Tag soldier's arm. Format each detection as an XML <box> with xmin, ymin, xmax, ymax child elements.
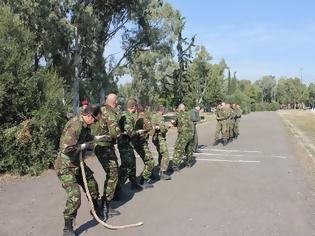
<box><xmin>60</xmin><ymin>121</ymin><xmax>82</xmax><ymax>156</ymax></box>
<box><xmin>106</xmin><ymin>112</ymin><xmax>121</xmax><ymax>139</ymax></box>
<box><xmin>124</xmin><ymin>114</ymin><xmax>138</xmax><ymax>138</ymax></box>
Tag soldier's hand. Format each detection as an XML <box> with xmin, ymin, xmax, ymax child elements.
<box><xmin>137</xmin><ymin>129</ymin><xmax>146</xmax><ymax>135</ymax></box>
<box><xmin>94</xmin><ymin>135</ymin><xmax>112</xmax><ymax>142</ymax></box>
<box><xmin>80</xmin><ymin>143</ymin><xmax>92</xmax><ymax>151</ymax></box>
<box><xmin>154</xmin><ymin>125</ymin><xmax>160</xmax><ymax>130</ymax></box>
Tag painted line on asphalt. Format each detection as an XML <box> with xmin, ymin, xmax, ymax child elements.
<box><xmin>196</xmin><ymin>158</ymin><xmax>261</xmax><ymax>163</ymax></box>
<box><xmin>194</xmin><ymin>153</ymin><xmax>244</xmax><ymax>157</ymax></box>
<box><xmin>271</xmin><ymin>155</ymin><xmax>288</xmax><ymax>159</ymax></box>
<box><xmin>202</xmin><ymin>148</ymin><xmax>262</xmax><ymax>153</ymax></box>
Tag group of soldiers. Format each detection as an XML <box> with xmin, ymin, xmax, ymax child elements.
<box><xmin>214</xmin><ymin>102</ymin><xmax>242</xmax><ymax>146</ymax></box>
<box><xmin>55</xmin><ymin>93</ymin><xmax>198</xmax><ymax>236</ymax></box>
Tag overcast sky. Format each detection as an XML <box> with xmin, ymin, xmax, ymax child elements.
<box><xmin>166</xmin><ymin>0</ymin><xmax>315</xmax><ymax>84</ymax></box>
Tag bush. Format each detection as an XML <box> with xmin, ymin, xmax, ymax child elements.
<box><xmin>255</xmin><ymin>102</ymin><xmax>280</xmax><ymax>111</ymax></box>
<box><xmin>0</xmin><ymin>71</ymin><xmax>67</xmax><ymax>175</ymax></box>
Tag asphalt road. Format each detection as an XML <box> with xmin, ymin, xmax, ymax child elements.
<box><xmin>1</xmin><ymin>112</ymin><xmax>315</xmax><ymax>236</ymax></box>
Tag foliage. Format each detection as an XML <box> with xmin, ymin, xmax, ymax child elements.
<box><xmin>0</xmin><ymin>5</ymin><xmax>66</xmax><ymax>175</ymax></box>
<box><xmin>255</xmin><ymin>102</ymin><xmax>280</xmax><ymax>111</ymax></box>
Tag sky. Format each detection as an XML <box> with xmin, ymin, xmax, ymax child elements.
<box><xmin>165</xmin><ymin>0</ymin><xmax>315</xmax><ymax>84</ymax></box>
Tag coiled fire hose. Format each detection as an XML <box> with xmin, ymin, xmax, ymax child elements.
<box><xmin>79</xmin><ymin>151</ymin><xmax>143</xmax><ymax>229</ymax></box>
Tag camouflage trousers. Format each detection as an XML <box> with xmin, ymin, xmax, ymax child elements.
<box><xmin>56</xmin><ymin>162</ymin><xmax>99</xmax><ymax>220</ymax></box>
<box><xmin>152</xmin><ymin>135</ymin><xmax>170</xmax><ymax>173</ymax></box>
<box><xmin>229</xmin><ymin>119</ymin><xmax>235</xmax><ymax>138</ymax></box>
<box><xmin>215</xmin><ymin>120</ymin><xmax>228</xmax><ymax>141</ymax></box>
<box><xmin>116</xmin><ymin>139</ymin><xmax>137</xmax><ymax>190</ymax></box>
<box><xmin>192</xmin><ymin>123</ymin><xmax>198</xmax><ymax>152</ymax></box>
<box><xmin>134</xmin><ymin>141</ymin><xmax>155</xmax><ymax>181</ymax></box>
<box><xmin>172</xmin><ymin>132</ymin><xmax>194</xmax><ymax>167</ymax></box>
<box><xmin>95</xmin><ymin>145</ymin><xmax>118</xmax><ymax>202</ymax></box>
<box><xmin>234</xmin><ymin>118</ymin><xmax>240</xmax><ymax>136</ymax></box>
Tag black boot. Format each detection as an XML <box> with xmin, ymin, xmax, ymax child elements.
<box><xmin>63</xmin><ymin>219</ymin><xmax>76</xmax><ymax>236</ymax></box>
<box><xmin>172</xmin><ymin>165</ymin><xmax>180</xmax><ymax>172</ymax></box>
<box><xmin>101</xmin><ymin>199</ymin><xmax>120</xmax><ymax>220</ymax></box>
<box><xmin>223</xmin><ymin>139</ymin><xmax>228</xmax><ymax>146</ymax></box>
<box><xmin>140</xmin><ymin>176</ymin><xmax>154</xmax><ymax>189</ymax></box>
<box><xmin>160</xmin><ymin>172</ymin><xmax>171</xmax><ymax>180</ymax></box>
<box><xmin>213</xmin><ymin>140</ymin><xmax>219</xmax><ymax>146</ymax></box>
<box><xmin>130</xmin><ymin>180</ymin><xmax>143</xmax><ymax>191</ymax></box>
<box><xmin>89</xmin><ymin>198</ymin><xmax>104</xmax><ymax>220</ymax></box>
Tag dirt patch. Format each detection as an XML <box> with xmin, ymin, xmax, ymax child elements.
<box><xmin>278</xmin><ymin>110</ymin><xmax>315</xmax><ymax>166</ymax></box>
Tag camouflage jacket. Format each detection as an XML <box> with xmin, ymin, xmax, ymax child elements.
<box><xmin>215</xmin><ymin>109</ymin><xmax>226</xmax><ymax>121</ymax></box>
<box><xmin>56</xmin><ymin>115</ymin><xmax>94</xmax><ymax>168</ymax></box>
<box><xmin>118</xmin><ymin>111</ymin><xmax>138</xmax><ymax>140</ymax></box>
<box><xmin>174</xmin><ymin>111</ymin><xmax>193</xmax><ymax>134</ymax></box>
<box><xmin>151</xmin><ymin>112</ymin><xmax>168</xmax><ymax>138</ymax></box>
<box><xmin>95</xmin><ymin>104</ymin><xmax>121</xmax><ymax>147</ymax></box>
<box><xmin>134</xmin><ymin>112</ymin><xmax>153</xmax><ymax>142</ymax></box>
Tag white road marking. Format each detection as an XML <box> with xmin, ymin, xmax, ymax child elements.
<box><xmin>201</xmin><ymin>148</ymin><xmax>262</xmax><ymax>153</ymax></box>
<box><xmin>194</xmin><ymin>153</ymin><xmax>244</xmax><ymax>157</ymax></box>
<box><xmin>196</xmin><ymin>158</ymin><xmax>261</xmax><ymax>163</ymax></box>
<box><xmin>271</xmin><ymin>155</ymin><xmax>288</xmax><ymax>159</ymax></box>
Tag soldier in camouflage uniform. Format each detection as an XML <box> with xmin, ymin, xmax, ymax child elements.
<box><xmin>223</xmin><ymin>103</ymin><xmax>232</xmax><ymax>144</ymax></box>
<box><xmin>55</xmin><ymin>106</ymin><xmax>108</xmax><ymax>236</ymax></box>
<box><xmin>171</xmin><ymin>103</ymin><xmax>194</xmax><ymax>171</ymax></box>
<box><xmin>229</xmin><ymin>104</ymin><xmax>237</xmax><ymax>141</ymax></box>
<box><xmin>151</xmin><ymin>105</ymin><xmax>171</xmax><ymax>180</ymax></box>
<box><xmin>116</xmin><ymin>98</ymin><xmax>144</xmax><ymax>194</ymax></box>
<box><xmin>234</xmin><ymin>104</ymin><xmax>242</xmax><ymax>138</ymax></box>
<box><xmin>94</xmin><ymin>93</ymin><xmax>121</xmax><ymax>219</ymax></box>
<box><xmin>133</xmin><ymin>104</ymin><xmax>155</xmax><ymax>187</ymax></box>
<box><xmin>219</xmin><ymin>102</ymin><xmax>230</xmax><ymax>146</ymax></box>
<box><xmin>213</xmin><ymin>103</ymin><xmax>224</xmax><ymax>145</ymax></box>
<box><xmin>190</xmin><ymin>106</ymin><xmax>201</xmax><ymax>152</ymax></box>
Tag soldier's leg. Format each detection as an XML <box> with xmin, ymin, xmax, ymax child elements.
<box><xmin>134</xmin><ymin>143</ymin><xmax>154</xmax><ymax>181</ymax></box>
<box><xmin>230</xmin><ymin>120</ymin><xmax>235</xmax><ymax>139</ymax></box>
<box><xmin>222</xmin><ymin>120</ymin><xmax>229</xmax><ymax>145</ymax></box>
<box><xmin>57</xmin><ymin>168</ymin><xmax>81</xmax><ymax>221</ymax></box>
<box><xmin>214</xmin><ymin>121</ymin><xmax>222</xmax><ymax>143</ymax></box>
<box><xmin>192</xmin><ymin>124</ymin><xmax>198</xmax><ymax>152</ymax></box>
<box><xmin>95</xmin><ymin>147</ymin><xmax>119</xmax><ymax>202</ymax></box>
<box><xmin>185</xmin><ymin>136</ymin><xmax>194</xmax><ymax>167</ymax></box>
<box><xmin>172</xmin><ymin>134</ymin><xmax>186</xmax><ymax>169</ymax></box>
<box><xmin>117</xmin><ymin>142</ymin><xmax>132</xmax><ymax>191</ymax></box>
<box><xmin>152</xmin><ymin>138</ymin><xmax>162</xmax><ymax>166</ymax></box>
<box><xmin>234</xmin><ymin>119</ymin><xmax>240</xmax><ymax>137</ymax></box>
<box><xmin>76</xmin><ymin>164</ymin><xmax>99</xmax><ymax>201</ymax></box>
<box><xmin>159</xmin><ymin>138</ymin><xmax>170</xmax><ymax>173</ymax></box>
<box><xmin>57</xmin><ymin>167</ymin><xmax>81</xmax><ymax>235</ymax></box>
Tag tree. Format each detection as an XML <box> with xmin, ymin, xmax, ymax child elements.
<box><xmin>254</xmin><ymin>75</ymin><xmax>276</xmax><ymax>103</ymax></box>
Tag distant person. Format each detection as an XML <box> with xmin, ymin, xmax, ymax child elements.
<box><xmin>190</xmin><ymin>106</ymin><xmax>201</xmax><ymax>152</ymax></box>
<box><xmin>171</xmin><ymin>103</ymin><xmax>194</xmax><ymax>171</ymax></box>
<box><xmin>151</xmin><ymin>105</ymin><xmax>172</xmax><ymax>180</ymax></box>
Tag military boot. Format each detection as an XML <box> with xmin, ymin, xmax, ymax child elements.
<box><xmin>101</xmin><ymin>199</ymin><xmax>120</xmax><ymax>220</ymax></box>
<box><xmin>130</xmin><ymin>179</ymin><xmax>143</xmax><ymax>191</ymax></box>
<box><xmin>223</xmin><ymin>139</ymin><xmax>228</xmax><ymax>146</ymax></box>
<box><xmin>160</xmin><ymin>172</ymin><xmax>171</xmax><ymax>180</ymax></box>
<box><xmin>213</xmin><ymin>140</ymin><xmax>220</xmax><ymax>146</ymax></box>
<box><xmin>89</xmin><ymin>198</ymin><xmax>104</xmax><ymax>220</ymax></box>
<box><xmin>63</xmin><ymin>219</ymin><xmax>76</xmax><ymax>236</ymax></box>
<box><xmin>140</xmin><ymin>176</ymin><xmax>154</xmax><ymax>189</ymax></box>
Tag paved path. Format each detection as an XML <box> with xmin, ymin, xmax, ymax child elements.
<box><xmin>1</xmin><ymin>112</ymin><xmax>315</xmax><ymax>236</ymax></box>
